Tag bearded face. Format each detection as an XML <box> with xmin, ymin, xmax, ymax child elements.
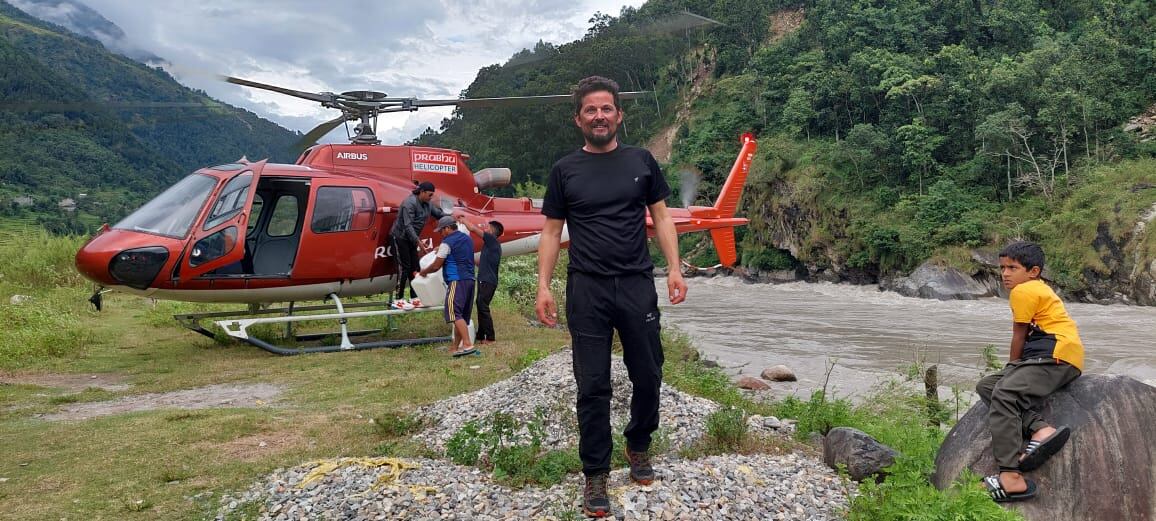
<box><xmin>574</xmin><ymin>90</ymin><xmax>622</xmax><ymax>150</ymax></box>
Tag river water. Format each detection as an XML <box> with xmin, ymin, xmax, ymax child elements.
<box><xmin>659</xmin><ymin>278</ymin><xmax>1156</xmax><ymax>401</ymax></box>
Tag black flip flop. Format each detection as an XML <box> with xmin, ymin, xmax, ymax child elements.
<box><xmin>1020</xmin><ymin>425</ymin><xmax>1071</xmax><ymax>472</ymax></box>
<box><xmin>984</xmin><ymin>474</ymin><xmax>1038</xmax><ymax>503</ymax></box>
<box><xmin>451</xmin><ymin>347</ymin><xmax>479</xmax><ymax>358</ymax></box>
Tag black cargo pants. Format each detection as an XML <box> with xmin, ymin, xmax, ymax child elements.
<box><xmin>566</xmin><ymin>270</ymin><xmax>664</xmax><ymax>477</ymax></box>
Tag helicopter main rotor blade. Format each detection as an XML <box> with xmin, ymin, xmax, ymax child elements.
<box><xmin>413</xmin><ymin>91</ymin><xmax>649</xmax><ymax>109</ymax></box>
<box><xmin>0</xmin><ymin>101</ymin><xmax>209</xmax><ymax>111</ymax></box>
<box><xmin>293</xmin><ymin>114</ymin><xmax>349</xmax><ymax>152</ymax></box>
<box><xmin>222</xmin><ymin>75</ymin><xmax>334</xmax><ymax>104</ymax></box>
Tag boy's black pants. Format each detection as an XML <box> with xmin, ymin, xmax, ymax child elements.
<box><xmin>475</xmin><ymin>281</ymin><xmax>497</xmax><ymax>341</ymax></box>
<box><xmin>976</xmin><ymin>359</ymin><xmax>1080</xmax><ymax>470</ymax></box>
<box><xmin>566</xmin><ymin>271</ymin><xmax>664</xmax><ymax>476</ymax></box>
<box><xmin>391</xmin><ymin>235</ymin><xmax>419</xmax><ymax>300</ymax></box>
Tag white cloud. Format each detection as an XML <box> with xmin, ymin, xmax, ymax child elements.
<box><xmin>74</xmin><ymin>0</ymin><xmax>645</xmax><ymax>144</ymax></box>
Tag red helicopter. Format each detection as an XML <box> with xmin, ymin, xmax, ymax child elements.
<box><xmin>74</xmin><ymin>77</ymin><xmax>757</xmax><ymax>353</ymax></box>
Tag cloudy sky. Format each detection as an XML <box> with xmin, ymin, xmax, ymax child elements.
<box><xmin>22</xmin><ymin>0</ymin><xmax>647</xmax><ymax>144</ymax></box>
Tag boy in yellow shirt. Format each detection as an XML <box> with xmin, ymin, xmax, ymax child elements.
<box><xmin>977</xmin><ymin>241</ymin><xmax>1083</xmax><ymax>502</ymax></box>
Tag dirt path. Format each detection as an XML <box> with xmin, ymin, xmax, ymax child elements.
<box><xmin>40</xmin><ymin>383</ymin><xmax>285</xmax><ymax>421</ymax></box>
<box><xmin>1</xmin><ymin>373</ymin><xmax>131</xmax><ymax>392</ymax></box>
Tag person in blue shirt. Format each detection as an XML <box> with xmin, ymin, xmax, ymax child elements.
<box><xmin>417</xmin><ymin>216</ymin><xmax>477</xmax><ymax>356</ymax></box>
<box><xmin>459</xmin><ymin>218</ymin><xmax>505</xmax><ymax>344</ymax></box>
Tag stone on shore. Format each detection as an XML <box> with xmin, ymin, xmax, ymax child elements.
<box><xmin>822</xmin><ymin>427</ymin><xmax>898</xmax><ymax>482</ymax></box>
<box><xmin>761</xmin><ymin>365</ymin><xmax>798</xmax><ymax>382</ymax></box>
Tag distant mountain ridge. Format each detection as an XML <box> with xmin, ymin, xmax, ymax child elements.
<box><xmin>0</xmin><ymin>0</ymin><xmax>299</xmax><ymax>233</ymax></box>
<box><xmin>8</xmin><ymin>0</ymin><xmax>162</xmax><ymax>63</ymax></box>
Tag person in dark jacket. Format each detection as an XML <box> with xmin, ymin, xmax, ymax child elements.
<box><xmin>458</xmin><ymin>217</ymin><xmax>504</xmax><ymax>343</ymax></box>
<box><xmin>389</xmin><ymin>181</ymin><xmax>446</xmax><ymax>302</ymax></box>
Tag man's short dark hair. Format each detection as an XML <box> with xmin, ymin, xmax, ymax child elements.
<box><xmin>999</xmin><ymin>241</ymin><xmax>1045</xmax><ymax>271</ymax></box>
<box><xmin>572</xmin><ymin>76</ymin><xmax>620</xmax><ymax>115</ymax></box>
<box><xmin>488</xmin><ymin>220</ymin><xmax>504</xmax><ymax>237</ymax></box>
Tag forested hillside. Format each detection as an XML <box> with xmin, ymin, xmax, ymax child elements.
<box><xmin>0</xmin><ymin>0</ymin><xmax>299</xmax><ymax>233</ymax></box>
<box><xmin>416</xmin><ymin>0</ymin><xmax>1156</xmax><ymax>303</ymax></box>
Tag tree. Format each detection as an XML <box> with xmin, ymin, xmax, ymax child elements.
<box><xmin>896</xmin><ymin>117</ymin><xmax>943</xmax><ymax>194</ymax></box>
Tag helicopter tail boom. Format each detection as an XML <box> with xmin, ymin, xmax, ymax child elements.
<box><xmin>676</xmin><ymin>133</ymin><xmax>757</xmax><ymax>267</ymax></box>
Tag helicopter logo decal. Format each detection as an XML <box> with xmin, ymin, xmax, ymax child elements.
<box><xmin>336</xmin><ymin>152</ymin><xmax>368</xmax><ymax>160</ymax></box>
<box><xmin>373</xmin><ymin>238</ymin><xmax>434</xmax><ymax>259</ymax></box>
<box><xmin>411</xmin><ymin>150</ymin><xmax>457</xmax><ymax>174</ymax></box>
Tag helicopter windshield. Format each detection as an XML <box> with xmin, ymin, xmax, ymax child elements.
<box><xmin>114</xmin><ymin>174</ymin><xmax>218</xmax><ymax>238</ymax></box>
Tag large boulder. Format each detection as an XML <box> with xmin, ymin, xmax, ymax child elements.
<box><xmin>932</xmin><ymin>374</ymin><xmax>1156</xmax><ymax>521</ymax></box>
<box><xmin>823</xmin><ymin>427</ymin><xmax>898</xmax><ymax>483</ymax></box>
<box><xmin>879</xmin><ymin>261</ymin><xmax>999</xmax><ymax>300</ymax></box>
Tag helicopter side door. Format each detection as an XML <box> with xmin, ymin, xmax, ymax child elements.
<box><xmin>179</xmin><ymin>161</ymin><xmax>266</xmax><ymax>280</ymax></box>
<box><xmin>292</xmin><ymin>181</ymin><xmax>380</xmax><ymax>280</ymax></box>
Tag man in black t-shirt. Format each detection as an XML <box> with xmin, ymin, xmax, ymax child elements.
<box><xmin>536</xmin><ymin>76</ymin><xmax>687</xmax><ymax>519</ymax></box>
<box><xmin>459</xmin><ymin>217</ymin><xmax>504</xmax><ymax>343</ymax></box>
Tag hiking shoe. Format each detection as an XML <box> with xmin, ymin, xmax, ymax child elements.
<box><xmin>582</xmin><ymin>472</ymin><xmax>611</xmax><ymax>518</ymax></box>
<box><xmin>624</xmin><ymin>447</ymin><xmax>655</xmax><ymax>485</ymax></box>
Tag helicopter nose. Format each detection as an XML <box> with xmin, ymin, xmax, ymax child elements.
<box><xmin>75</xmin><ymin>230</ymin><xmax>173</xmax><ymax>290</ymax></box>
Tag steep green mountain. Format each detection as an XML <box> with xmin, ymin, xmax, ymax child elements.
<box><xmin>0</xmin><ymin>0</ymin><xmax>299</xmax><ymax>232</ymax></box>
<box><xmin>416</xmin><ymin>0</ymin><xmax>1156</xmax><ymax>303</ymax></box>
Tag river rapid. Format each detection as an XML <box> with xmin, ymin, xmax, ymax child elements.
<box><xmin>658</xmin><ymin>277</ymin><xmax>1156</xmax><ymax>401</ymax></box>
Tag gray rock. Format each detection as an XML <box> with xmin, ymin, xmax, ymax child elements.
<box><xmin>822</xmin><ymin>427</ymin><xmax>898</xmax><ymax>482</ymax></box>
<box><xmin>933</xmin><ymin>374</ymin><xmax>1156</xmax><ymax>521</ymax></box>
<box><xmin>760</xmin><ymin>365</ymin><xmax>797</xmax><ymax>382</ymax></box>
<box><xmin>879</xmin><ymin>261</ymin><xmax>998</xmax><ymax>300</ymax></box>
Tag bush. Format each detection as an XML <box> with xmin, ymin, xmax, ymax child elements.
<box><xmin>705</xmin><ymin>406</ymin><xmax>748</xmax><ymax>451</ymax></box>
<box><xmin>741</xmin><ymin>245</ymin><xmax>795</xmax><ymax>271</ymax></box>
<box><xmin>443</xmin><ymin>409</ymin><xmax>581</xmax><ymax>487</ymax></box>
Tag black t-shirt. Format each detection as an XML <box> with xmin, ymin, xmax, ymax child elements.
<box><xmin>541</xmin><ymin>145</ymin><xmax>670</xmax><ymax>276</ymax></box>
<box><xmin>477</xmin><ymin>232</ymin><xmax>501</xmax><ymax>285</ymax></box>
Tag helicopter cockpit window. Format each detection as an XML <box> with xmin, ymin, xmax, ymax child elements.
<box><xmin>203</xmin><ymin>172</ymin><xmax>253</xmax><ymax>230</ymax></box>
<box><xmin>311</xmin><ymin>187</ymin><xmax>375</xmax><ymax>233</ymax></box>
<box><xmin>114</xmin><ymin>174</ymin><xmax>217</xmax><ymax>238</ymax></box>
<box><xmin>189</xmin><ymin>226</ymin><xmax>238</xmax><ymax>267</ymax></box>
<box><xmin>266</xmin><ymin>195</ymin><xmax>300</xmax><ymax>237</ymax></box>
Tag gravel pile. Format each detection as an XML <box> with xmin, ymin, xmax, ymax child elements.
<box><xmin>412</xmin><ymin>350</ymin><xmax>721</xmax><ymax>452</ymax></box>
<box><xmin>217</xmin><ymin>453</ymin><xmax>849</xmax><ymax>520</ymax></box>
<box><xmin>215</xmin><ymin>348</ymin><xmax>855</xmax><ymax>520</ymax></box>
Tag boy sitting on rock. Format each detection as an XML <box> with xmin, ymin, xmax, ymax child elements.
<box><xmin>977</xmin><ymin>241</ymin><xmax>1084</xmax><ymax>502</ymax></box>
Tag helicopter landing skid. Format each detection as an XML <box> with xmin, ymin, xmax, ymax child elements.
<box><xmin>177</xmin><ymin>296</ymin><xmax>452</xmax><ymax>355</ymax></box>
<box><xmin>174</xmin><ymin>300</ymin><xmax>396</xmax><ymax>340</ymax></box>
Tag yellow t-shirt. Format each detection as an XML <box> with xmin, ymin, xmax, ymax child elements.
<box><xmin>1008</xmin><ymin>279</ymin><xmax>1084</xmax><ymax>371</ymax></box>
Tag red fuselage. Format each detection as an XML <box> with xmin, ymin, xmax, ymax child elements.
<box><xmin>76</xmin><ymin>136</ymin><xmax>756</xmax><ymax>303</ymax></box>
